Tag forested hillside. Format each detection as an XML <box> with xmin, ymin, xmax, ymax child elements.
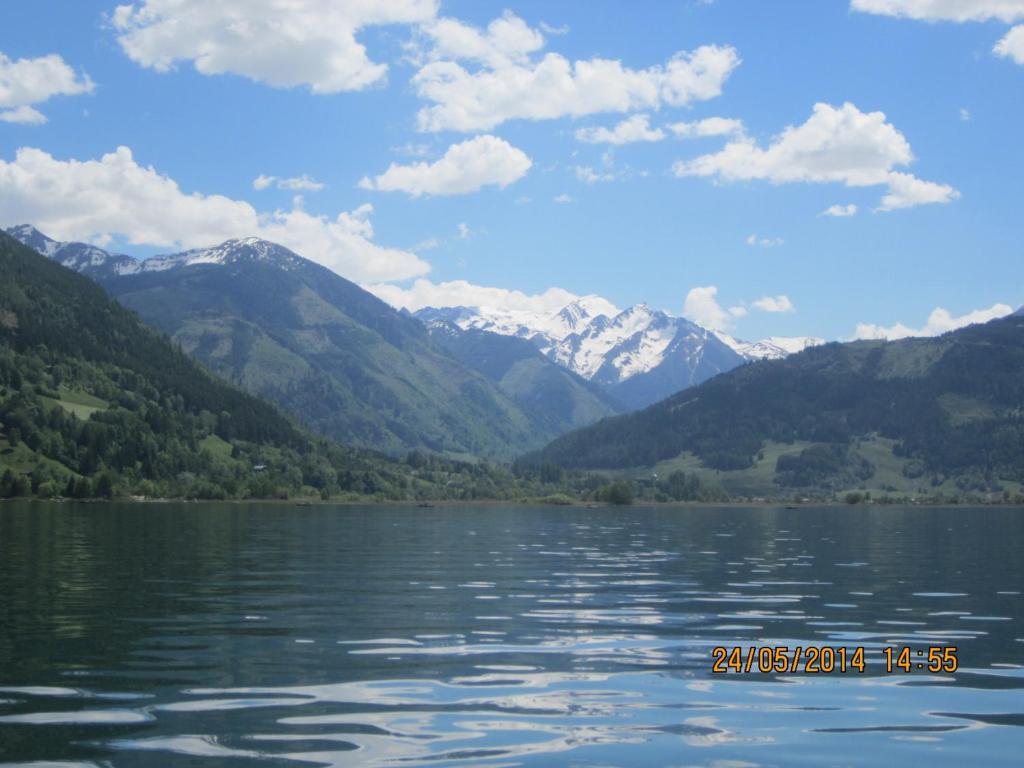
<box><xmin>528</xmin><ymin>314</ymin><xmax>1024</xmax><ymax>497</ymax></box>
<box><xmin>423</xmin><ymin>320</ymin><xmax>622</xmax><ymax>434</ymax></box>
<box><xmin>0</xmin><ymin>232</ymin><xmax>574</xmax><ymax>502</ymax></box>
<box><xmin>7</xmin><ymin>227</ymin><xmax>598</xmax><ymax>459</ymax></box>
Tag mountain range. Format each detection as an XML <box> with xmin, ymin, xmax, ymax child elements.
<box><xmin>415</xmin><ymin>301</ymin><xmax>822</xmax><ymax>409</ymax></box>
<box><xmin>0</xmin><ymin>229</ymin><xmax>615</xmax><ymax>502</ymax></box>
<box><xmin>6</xmin><ymin>225</ymin><xmax>616</xmax><ymax>458</ymax></box>
<box><xmin>4</xmin><ymin>223</ymin><xmax>1023</xmax><ymax>502</ymax></box>
<box><xmin>527</xmin><ymin>312</ymin><xmax>1024</xmax><ymax>499</ymax></box>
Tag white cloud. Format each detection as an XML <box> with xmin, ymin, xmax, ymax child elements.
<box><xmin>674</xmin><ymin>101</ymin><xmax>958</xmax><ymax>211</ymax></box>
<box><xmin>539</xmin><ymin>21</ymin><xmax>570</xmax><ymax>35</ymax></box>
<box><xmin>677</xmin><ymin>102</ymin><xmax>910</xmax><ymax>185</ymax></box>
<box><xmin>412</xmin><ymin>11</ymin><xmax>740</xmax><ymax>132</ymax></box>
<box><xmin>574</xmin><ymin>165</ymin><xmax>615</xmax><ymax>183</ymax></box>
<box><xmin>0</xmin><ymin>52</ymin><xmax>93</xmax><ymax>124</ymax></box>
<box><xmin>959</xmin><ymin>107</ymin><xmax>972</xmax><ymax>121</ymax></box>
<box><xmin>258</xmin><ymin>204</ymin><xmax>429</xmax><ymax>282</ymax></box>
<box><xmin>995</xmin><ymin>24</ymin><xmax>1024</xmax><ymax>62</ymax></box>
<box><xmin>112</xmin><ymin>0</ymin><xmax>438</xmax><ymax>93</ymax></box>
<box><xmin>668</xmin><ymin>116</ymin><xmax>745</xmax><ymax>138</ymax></box>
<box><xmin>366</xmin><ymin>278</ymin><xmax>579</xmax><ymax>314</ymax></box>
<box><xmin>821</xmin><ymin>203</ymin><xmax>859</xmax><ymax>217</ymax></box>
<box><xmin>457</xmin><ymin>222</ymin><xmax>471</xmax><ymax>239</ymax></box>
<box><xmin>0</xmin><ymin>105</ymin><xmax>47</xmax><ymax>125</ymax></box>
<box><xmin>0</xmin><ymin>145</ymin><xmax>428</xmax><ymax>282</ymax></box>
<box><xmin>359</xmin><ymin>135</ymin><xmax>531</xmax><ymax>196</ymax></box>
<box><xmin>752</xmin><ymin>295</ymin><xmax>795</xmax><ymax>313</ymax></box>
<box><xmin>253</xmin><ymin>174</ymin><xmax>325</xmax><ymax>192</ymax></box>
<box><xmin>853</xmin><ymin>1</ymin><xmax>1024</xmax><ymax>65</ymax></box>
<box><xmin>419</xmin><ymin>11</ymin><xmax>545</xmax><ymax>68</ymax></box>
<box><xmin>854</xmin><ymin>302</ymin><xmax>1014</xmax><ymax>340</ymax></box>
<box><xmin>575</xmin><ymin>113</ymin><xmax>666</xmax><ymax>144</ymax></box>
<box><xmin>746</xmin><ymin>234</ymin><xmax>784</xmax><ymax>247</ymax></box>
<box><xmin>553</xmin><ymin>193</ymin><xmax>574</xmax><ymax>203</ymax></box>
<box><xmin>684</xmin><ymin>286</ymin><xmax>799</xmax><ymax>331</ymax></box>
<box><xmin>850</xmin><ymin>0</ymin><xmax>1024</xmax><ymax>22</ymax></box>
<box><xmin>878</xmin><ymin>171</ymin><xmax>960</xmax><ymax>210</ymax></box>
<box><xmin>683</xmin><ymin>286</ymin><xmax>744</xmax><ymax>331</ymax></box>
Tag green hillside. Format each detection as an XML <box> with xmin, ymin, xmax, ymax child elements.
<box><xmin>425</xmin><ymin>322</ymin><xmax>622</xmax><ymax>434</ymax></box>
<box><xmin>527</xmin><ymin>315</ymin><xmax>1024</xmax><ymax>500</ymax></box>
<box><xmin>93</xmin><ymin>246</ymin><xmax>556</xmax><ymax>459</ymax></box>
<box><xmin>0</xmin><ymin>232</ymin><xmax>560</xmax><ymax>502</ymax></box>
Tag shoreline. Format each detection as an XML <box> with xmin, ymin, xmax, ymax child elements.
<box><xmin>3</xmin><ymin>496</ymin><xmax>1023</xmax><ymax>509</ymax></box>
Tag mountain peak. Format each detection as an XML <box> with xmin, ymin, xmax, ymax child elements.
<box><xmin>5</xmin><ymin>223</ymin><xmax>49</xmax><ymax>240</ymax></box>
<box><xmin>5</xmin><ymin>224</ymin><xmax>59</xmax><ymax>256</ymax></box>
<box><xmin>715</xmin><ymin>331</ymin><xmax>825</xmax><ymax>360</ymax></box>
<box><xmin>565</xmin><ymin>294</ymin><xmax>620</xmax><ymax>319</ymax></box>
<box><xmin>6</xmin><ymin>224</ymin><xmax>141</xmax><ymax>275</ymax></box>
<box><xmin>139</xmin><ymin>237</ymin><xmax>305</xmax><ymax>273</ymax></box>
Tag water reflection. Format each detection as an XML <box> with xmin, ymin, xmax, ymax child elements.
<box><xmin>0</xmin><ymin>502</ymin><xmax>1022</xmax><ymax>766</ymax></box>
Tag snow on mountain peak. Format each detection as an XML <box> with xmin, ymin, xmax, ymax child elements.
<box><xmin>135</xmin><ymin>238</ymin><xmax>304</xmax><ymax>273</ymax></box>
<box><xmin>5</xmin><ymin>224</ymin><xmax>60</xmax><ymax>257</ymax></box>
<box><xmin>715</xmin><ymin>331</ymin><xmax>825</xmax><ymax>360</ymax></box>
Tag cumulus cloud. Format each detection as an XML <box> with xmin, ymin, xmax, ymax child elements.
<box><xmin>821</xmin><ymin>203</ymin><xmax>859</xmax><ymax>217</ymax></box>
<box><xmin>359</xmin><ymin>135</ymin><xmax>531</xmax><ymax>196</ymax></box>
<box><xmin>684</xmin><ymin>286</ymin><xmax>799</xmax><ymax>330</ymax></box>
<box><xmin>112</xmin><ymin>0</ymin><xmax>438</xmax><ymax>93</ymax></box>
<box><xmin>668</xmin><ymin>116</ymin><xmax>745</xmax><ymax>138</ymax></box>
<box><xmin>752</xmin><ymin>295</ymin><xmax>795</xmax><ymax>313</ymax></box>
<box><xmin>418</xmin><ymin>10</ymin><xmax>545</xmax><ymax>68</ymax></box>
<box><xmin>674</xmin><ymin>101</ymin><xmax>958</xmax><ymax>211</ymax></box>
<box><xmin>0</xmin><ymin>105</ymin><xmax>47</xmax><ymax>125</ymax></box>
<box><xmin>412</xmin><ymin>11</ymin><xmax>740</xmax><ymax>131</ymax></box>
<box><xmin>995</xmin><ymin>24</ymin><xmax>1024</xmax><ymax>62</ymax></box>
<box><xmin>366</xmin><ymin>278</ymin><xmax>580</xmax><ymax>314</ymax></box>
<box><xmin>854</xmin><ymin>302</ymin><xmax>1014</xmax><ymax>340</ymax></box>
<box><xmin>0</xmin><ymin>145</ymin><xmax>428</xmax><ymax>282</ymax></box>
<box><xmin>575</xmin><ymin>114</ymin><xmax>666</xmax><ymax>144</ymax></box>
<box><xmin>850</xmin><ymin>0</ymin><xmax>1024</xmax><ymax>22</ymax></box>
<box><xmin>573</xmin><ymin>115</ymin><xmax>743</xmax><ymax>144</ymax></box>
<box><xmin>852</xmin><ymin>1</ymin><xmax>1024</xmax><ymax>65</ymax></box>
<box><xmin>0</xmin><ymin>51</ymin><xmax>93</xmax><ymax>124</ymax></box>
<box><xmin>253</xmin><ymin>174</ymin><xmax>325</xmax><ymax>191</ymax></box>
<box><xmin>683</xmin><ymin>286</ymin><xmax>745</xmax><ymax>331</ymax></box>
<box><xmin>878</xmin><ymin>171</ymin><xmax>959</xmax><ymax>210</ymax></box>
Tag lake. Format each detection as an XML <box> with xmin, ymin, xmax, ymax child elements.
<box><xmin>0</xmin><ymin>502</ymin><xmax>1022</xmax><ymax>766</ymax></box>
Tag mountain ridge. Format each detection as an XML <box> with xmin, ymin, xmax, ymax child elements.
<box><xmin>415</xmin><ymin>300</ymin><xmax>822</xmax><ymax>409</ymax></box>
<box><xmin>526</xmin><ymin>313</ymin><xmax>1024</xmax><ymax>497</ymax></box>
<box><xmin>6</xmin><ymin>225</ymin><xmax>575</xmax><ymax>459</ymax></box>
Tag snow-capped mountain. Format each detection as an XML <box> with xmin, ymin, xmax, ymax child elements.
<box><xmin>8</xmin><ymin>223</ymin><xmax>823</xmax><ymax>412</ymax></box>
<box><xmin>415</xmin><ymin>300</ymin><xmax>824</xmax><ymax>409</ymax></box>
<box><xmin>5</xmin><ymin>226</ymin><xmax>305</xmax><ymax>278</ymax></box>
<box><xmin>415</xmin><ymin>306</ymin><xmax>696</xmax><ymax>408</ymax></box>
<box><xmin>5</xmin><ymin>225</ymin><xmax>141</xmax><ymax>277</ymax></box>
<box><xmin>416</xmin><ymin>294</ymin><xmax>619</xmax><ymax>346</ymax></box>
<box><xmin>140</xmin><ymin>237</ymin><xmax>307</xmax><ymax>273</ymax></box>
<box><xmin>715</xmin><ymin>332</ymin><xmax>825</xmax><ymax>361</ymax></box>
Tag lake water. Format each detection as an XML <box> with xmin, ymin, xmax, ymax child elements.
<box><xmin>0</xmin><ymin>502</ymin><xmax>1022</xmax><ymax>767</ymax></box>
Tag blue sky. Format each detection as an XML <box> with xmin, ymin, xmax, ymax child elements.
<box><xmin>1</xmin><ymin>0</ymin><xmax>1022</xmax><ymax>341</ymax></box>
